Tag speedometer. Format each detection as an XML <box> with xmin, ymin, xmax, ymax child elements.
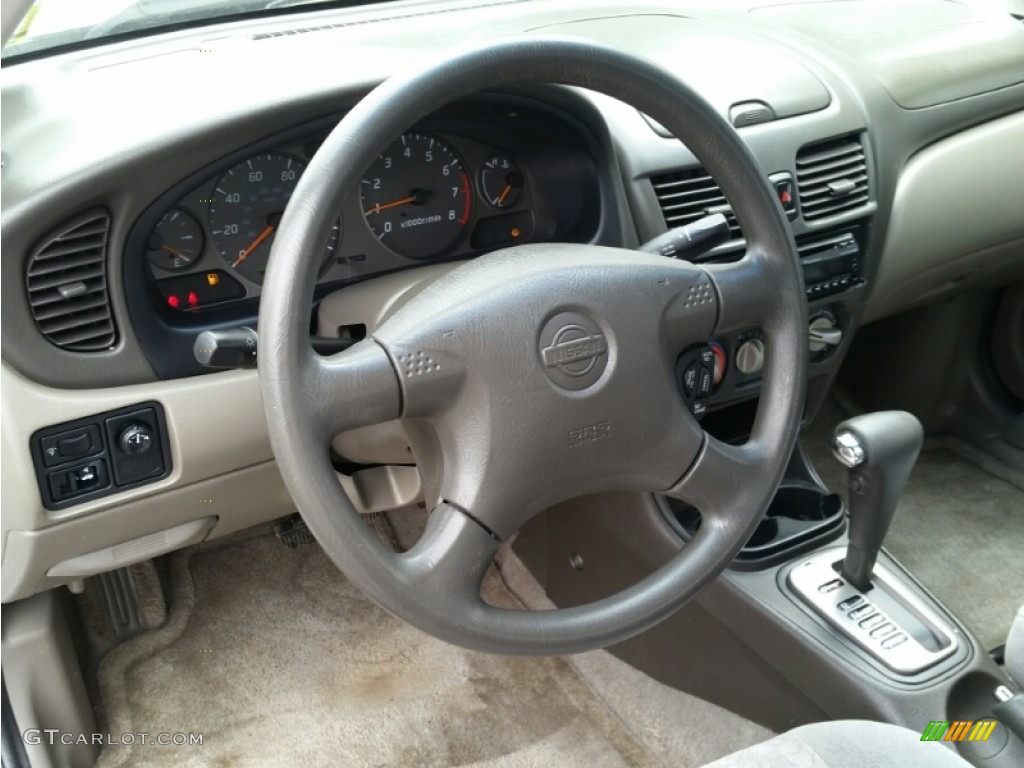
<box><xmin>209</xmin><ymin>152</ymin><xmax>339</xmax><ymax>284</ymax></box>
<box><xmin>361</xmin><ymin>133</ymin><xmax>471</xmax><ymax>260</ymax></box>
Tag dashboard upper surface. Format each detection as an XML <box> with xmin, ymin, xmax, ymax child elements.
<box><xmin>2</xmin><ymin>1</ymin><xmax>1021</xmax><ymax>385</ymax></box>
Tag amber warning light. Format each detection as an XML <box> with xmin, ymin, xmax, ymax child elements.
<box><xmin>157</xmin><ymin>269</ymin><xmax>245</xmax><ymax>310</ymax></box>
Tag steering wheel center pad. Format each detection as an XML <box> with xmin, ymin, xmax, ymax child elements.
<box><xmin>372</xmin><ymin>243</ymin><xmax>717</xmax><ymax>538</ymax></box>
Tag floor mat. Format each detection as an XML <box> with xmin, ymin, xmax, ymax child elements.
<box><xmin>95</xmin><ymin>529</ymin><xmax>768</xmax><ymax>768</ymax></box>
<box><xmin>803</xmin><ymin>398</ymin><xmax>1024</xmax><ymax>651</ymax></box>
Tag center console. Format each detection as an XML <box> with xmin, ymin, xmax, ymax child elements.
<box><xmin>512</xmin><ymin>408</ymin><xmax>1023</xmax><ymax>768</ymax></box>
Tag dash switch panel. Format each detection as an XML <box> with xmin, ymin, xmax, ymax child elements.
<box><xmin>32</xmin><ymin>401</ymin><xmax>171</xmax><ymax>510</ymax></box>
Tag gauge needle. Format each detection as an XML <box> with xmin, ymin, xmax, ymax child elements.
<box><xmin>496</xmin><ymin>183</ymin><xmax>513</xmax><ymax>206</ymax></box>
<box><xmin>232</xmin><ymin>225</ymin><xmax>275</xmax><ymax>267</ymax></box>
<box><xmin>365</xmin><ymin>189</ymin><xmax>432</xmax><ymax>216</ymax></box>
<box><xmin>364</xmin><ymin>195</ymin><xmax>416</xmax><ymax>216</ymax></box>
<box><xmin>161</xmin><ymin>244</ymin><xmax>185</xmax><ymax>258</ymax></box>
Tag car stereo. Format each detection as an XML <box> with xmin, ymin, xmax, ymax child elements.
<box><xmin>797</xmin><ymin>229</ymin><xmax>862</xmax><ymax>298</ymax></box>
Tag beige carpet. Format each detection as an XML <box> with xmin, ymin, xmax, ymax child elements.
<box><xmin>95</xmin><ymin>524</ymin><xmax>769</xmax><ymax>768</ymax></box>
<box><xmin>803</xmin><ymin>397</ymin><xmax>1024</xmax><ymax>651</ymax></box>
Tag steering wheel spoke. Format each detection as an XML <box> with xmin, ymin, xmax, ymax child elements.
<box><xmin>395</xmin><ymin>501</ymin><xmax>500</xmax><ymax>603</ymax></box>
<box><xmin>703</xmin><ymin>249</ymin><xmax>783</xmax><ymax>336</ymax></box>
<box><xmin>305</xmin><ymin>340</ymin><xmax>402</xmax><ymax>439</ymax></box>
<box><xmin>664</xmin><ymin>436</ymin><xmax>768</xmax><ymax>524</ymax></box>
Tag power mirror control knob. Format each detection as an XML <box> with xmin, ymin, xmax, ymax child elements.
<box><xmin>735</xmin><ymin>338</ymin><xmax>765</xmax><ymax>375</ymax></box>
<box><xmin>118</xmin><ymin>424</ymin><xmax>153</xmax><ymax>455</ymax></box>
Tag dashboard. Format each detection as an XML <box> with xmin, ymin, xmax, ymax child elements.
<box><xmin>2</xmin><ymin>0</ymin><xmax>1023</xmax><ymax>603</ymax></box>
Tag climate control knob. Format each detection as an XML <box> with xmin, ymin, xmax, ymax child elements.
<box><xmin>735</xmin><ymin>338</ymin><xmax>765</xmax><ymax>375</ymax></box>
<box><xmin>809</xmin><ymin>314</ymin><xmax>843</xmax><ymax>354</ymax></box>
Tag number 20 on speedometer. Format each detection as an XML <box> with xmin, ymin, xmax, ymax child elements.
<box><xmin>360</xmin><ymin>133</ymin><xmax>472</xmax><ymax>260</ymax></box>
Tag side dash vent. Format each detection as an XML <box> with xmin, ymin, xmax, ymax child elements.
<box><xmin>651</xmin><ymin>168</ymin><xmax>742</xmax><ymax>244</ymax></box>
<box><xmin>25</xmin><ymin>210</ymin><xmax>117</xmax><ymax>352</ymax></box>
<box><xmin>795</xmin><ymin>135</ymin><xmax>870</xmax><ymax>221</ymax></box>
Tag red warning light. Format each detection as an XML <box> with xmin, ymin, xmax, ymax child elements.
<box><xmin>167</xmin><ymin>295</ymin><xmax>181</xmax><ymax>309</ymax></box>
<box><xmin>187</xmin><ymin>291</ymin><xmax>199</xmax><ymax>308</ymax></box>
<box><xmin>780</xmin><ymin>189</ymin><xmax>792</xmax><ymax>204</ymax></box>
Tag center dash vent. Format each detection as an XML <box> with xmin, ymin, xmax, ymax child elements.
<box><xmin>25</xmin><ymin>209</ymin><xmax>117</xmax><ymax>352</ymax></box>
<box><xmin>651</xmin><ymin>168</ymin><xmax>742</xmax><ymax>244</ymax></box>
<box><xmin>795</xmin><ymin>135</ymin><xmax>869</xmax><ymax>221</ymax></box>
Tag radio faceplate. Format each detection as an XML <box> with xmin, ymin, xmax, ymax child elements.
<box><xmin>797</xmin><ymin>228</ymin><xmax>863</xmax><ymax>298</ymax></box>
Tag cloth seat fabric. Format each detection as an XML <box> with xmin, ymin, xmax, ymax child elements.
<box><xmin>702</xmin><ymin>719</ymin><xmax>971</xmax><ymax>768</ymax></box>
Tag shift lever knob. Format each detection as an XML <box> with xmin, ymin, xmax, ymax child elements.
<box><xmin>832</xmin><ymin>411</ymin><xmax>923</xmax><ymax>590</ymax></box>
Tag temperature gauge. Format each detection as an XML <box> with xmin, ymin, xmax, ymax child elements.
<box><xmin>147</xmin><ymin>208</ymin><xmax>204</xmax><ymax>272</ymax></box>
<box><xmin>479</xmin><ymin>155</ymin><xmax>524</xmax><ymax>210</ymax></box>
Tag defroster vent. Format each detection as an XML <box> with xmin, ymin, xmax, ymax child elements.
<box><xmin>651</xmin><ymin>168</ymin><xmax>742</xmax><ymax>244</ymax></box>
<box><xmin>796</xmin><ymin>135</ymin><xmax>870</xmax><ymax>221</ymax></box>
<box><xmin>25</xmin><ymin>209</ymin><xmax>117</xmax><ymax>352</ymax></box>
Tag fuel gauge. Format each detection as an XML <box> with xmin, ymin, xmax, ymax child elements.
<box><xmin>147</xmin><ymin>208</ymin><xmax>205</xmax><ymax>272</ymax></box>
<box><xmin>479</xmin><ymin>155</ymin><xmax>524</xmax><ymax>210</ymax></box>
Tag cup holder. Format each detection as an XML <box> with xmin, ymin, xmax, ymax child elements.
<box><xmin>737</xmin><ymin>482</ymin><xmax>844</xmax><ymax>563</ymax></box>
<box><xmin>665</xmin><ymin>480</ymin><xmax>844</xmax><ymax>565</ymax></box>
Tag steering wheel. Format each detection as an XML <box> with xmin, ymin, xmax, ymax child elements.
<box><xmin>259</xmin><ymin>37</ymin><xmax>806</xmax><ymax>655</ymax></box>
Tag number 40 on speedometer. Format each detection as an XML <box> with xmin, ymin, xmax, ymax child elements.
<box><xmin>360</xmin><ymin>133</ymin><xmax>472</xmax><ymax>260</ymax></box>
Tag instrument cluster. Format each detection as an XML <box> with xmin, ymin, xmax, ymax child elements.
<box><xmin>126</xmin><ymin>98</ymin><xmax>607</xmax><ymax>379</ymax></box>
<box><xmin>140</xmin><ymin>106</ymin><xmax>586</xmax><ymax>313</ymax></box>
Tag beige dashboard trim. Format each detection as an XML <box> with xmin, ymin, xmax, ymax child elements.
<box><xmin>866</xmin><ymin>110</ymin><xmax>1024</xmax><ymax>323</ymax></box>
<box><xmin>1</xmin><ymin>462</ymin><xmax>294</xmax><ymax>602</ymax></box>
<box><xmin>1</xmin><ymin>263</ymin><xmax>456</xmax><ymax>602</ymax></box>
<box><xmin>1</xmin><ymin>360</ymin><xmax>284</xmax><ymax>601</ymax></box>
<box><xmin>1</xmin><ymin>361</ymin><xmax>271</xmax><ymax>528</ymax></box>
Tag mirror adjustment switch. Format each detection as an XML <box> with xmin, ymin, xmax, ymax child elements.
<box><xmin>119</xmin><ymin>424</ymin><xmax>154</xmax><ymax>455</ymax></box>
<box><xmin>105</xmin><ymin>409</ymin><xmax>166</xmax><ymax>486</ymax></box>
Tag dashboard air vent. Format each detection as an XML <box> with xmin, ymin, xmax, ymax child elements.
<box><xmin>795</xmin><ymin>135</ymin><xmax>869</xmax><ymax>221</ymax></box>
<box><xmin>25</xmin><ymin>210</ymin><xmax>117</xmax><ymax>352</ymax></box>
<box><xmin>650</xmin><ymin>168</ymin><xmax>742</xmax><ymax>243</ymax></box>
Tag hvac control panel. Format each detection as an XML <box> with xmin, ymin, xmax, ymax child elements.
<box><xmin>31</xmin><ymin>402</ymin><xmax>172</xmax><ymax>510</ymax></box>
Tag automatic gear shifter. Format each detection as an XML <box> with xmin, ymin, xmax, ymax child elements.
<box><xmin>832</xmin><ymin>411</ymin><xmax>924</xmax><ymax>590</ymax></box>
<box><xmin>788</xmin><ymin>410</ymin><xmax>957</xmax><ymax>674</ymax></box>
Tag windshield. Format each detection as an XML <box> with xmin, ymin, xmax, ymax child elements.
<box><xmin>2</xmin><ymin>0</ymin><xmax>391</xmax><ymax>59</ymax></box>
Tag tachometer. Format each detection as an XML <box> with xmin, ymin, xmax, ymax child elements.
<box><xmin>361</xmin><ymin>133</ymin><xmax>471</xmax><ymax>260</ymax></box>
<box><xmin>209</xmin><ymin>152</ymin><xmax>338</xmax><ymax>284</ymax></box>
